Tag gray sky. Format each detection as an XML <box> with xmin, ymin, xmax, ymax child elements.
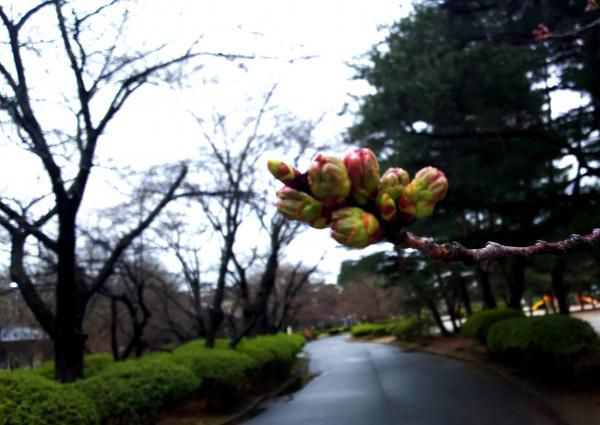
<box><xmin>0</xmin><ymin>1</ymin><xmax>412</xmax><ymax>282</ymax></box>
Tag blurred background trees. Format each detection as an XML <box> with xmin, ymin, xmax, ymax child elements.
<box><xmin>0</xmin><ymin>0</ymin><xmax>599</xmax><ymax>384</ymax></box>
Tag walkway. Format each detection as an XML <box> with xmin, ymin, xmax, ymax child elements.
<box><xmin>242</xmin><ymin>336</ymin><xmax>559</xmax><ymax>425</ymax></box>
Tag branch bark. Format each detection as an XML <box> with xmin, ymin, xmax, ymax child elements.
<box><xmin>394</xmin><ymin>229</ymin><xmax>600</xmax><ymax>263</ymax></box>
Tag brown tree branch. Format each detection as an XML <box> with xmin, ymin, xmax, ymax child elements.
<box><xmin>86</xmin><ymin>165</ymin><xmax>188</xmax><ymax>299</ymax></box>
<box><xmin>393</xmin><ymin>229</ymin><xmax>600</xmax><ymax>264</ymax></box>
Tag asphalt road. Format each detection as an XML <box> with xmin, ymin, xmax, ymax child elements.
<box><xmin>242</xmin><ymin>336</ymin><xmax>560</xmax><ymax>425</ymax></box>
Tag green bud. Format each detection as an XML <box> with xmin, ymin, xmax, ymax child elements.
<box><xmin>398</xmin><ymin>167</ymin><xmax>448</xmax><ymax>219</ymax></box>
<box><xmin>343</xmin><ymin>148</ymin><xmax>380</xmax><ymax>204</ymax></box>
<box><xmin>308</xmin><ymin>154</ymin><xmax>351</xmax><ymax>207</ymax></box>
<box><xmin>330</xmin><ymin>207</ymin><xmax>382</xmax><ymax>249</ymax></box>
<box><xmin>379</xmin><ymin>167</ymin><xmax>410</xmax><ymax>201</ymax></box>
<box><xmin>376</xmin><ymin>191</ymin><xmax>397</xmax><ymax>221</ymax></box>
<box><xmin>276</xmin><ymin>186</ymin><xmax>323</xmax><ymax>223</ymax></box>
<box><xmin>267</xmin><ymin>159</ymin><xmax>301</xmax><ymax>184</ymax></box>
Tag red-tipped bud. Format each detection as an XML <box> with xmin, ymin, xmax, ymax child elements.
<box><xmin>267</xmin><ymin>159</ymin><xmax>301</xmax><ymax>184</ymax></box>
<box><xmin>343</xmin><ymin>148</ymin><xmax>380</xmax><ymax>204</ymax></box>
<box><xmin>376</xmin><ymin>192</ymin><xmax>397</xmax><ymax>222</ymax></box>
<box><xmin>398</xmin><ymin>167</ymin><xmax>448</xmax><ymax>220</ymax></box>
<box><xmin>308</xmin><ymin>154</ymin><xmax>351</xmax><ymax>207</ymax></box>
<box><xmin>330</xmin><ymin>207</ymin><xmax>382</xmax><ymax>249</ymax></box>
<box><xmin>276</xmin><ymin>186</ymin><xmax>324</xmax><ymax>223</ymax></box>
<box><xmin>379</xmin><ymin>167</ymin><xmax>410</xmax><ymax>201</ymax></box>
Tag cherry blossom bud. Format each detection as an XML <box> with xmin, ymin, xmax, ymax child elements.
<box><xmin>379</xmin><ymin>167</ymin><xmax>410</xmax><ymax>201</ymax></box>
<box><xmin>343</xmin><ymin>148</ymin><xmax>380</xmax><ymax>204</ymax></box>
<box><xmin>376</xmin><ymin>191</ymin><xmax>397</xmax><ymax>222</ymax></box>
<box><xmin>308</xmin><ymin>154</ymin><xmax>351</xmax><ymax>207</ymax></box>
<box><xmin>276</xmin><ymin>186</ymin><xmax>323</xmax><ymax>223</ymax></box>
<box><xmin>267</xmin><ymin>159</ymin><xmax>301</xmax><ymax>184</ymax></box>
<box><xmin>330</xmin><ymin>207</ymin><xmax>382</xmax><ymax>249</ymax></box>
<box><xmin>398</xmin><ymin>167</ymin><xmax>448</xmax><ymax>220</ymax></box>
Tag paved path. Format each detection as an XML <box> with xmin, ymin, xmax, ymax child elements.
<box><xmin>243</xmin><ymin>336</ymin><xmax>559</xmax><ymax>425</ymax></box>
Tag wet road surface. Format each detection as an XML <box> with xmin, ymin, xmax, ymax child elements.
<box><xmin>242</xmin><ymin>336</ymin><xmax>559</xmax><ymax>425</ymax></box>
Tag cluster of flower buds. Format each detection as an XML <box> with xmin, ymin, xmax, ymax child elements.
<box><xmin>268</xmin><ymin>148</ymin><xmax>448</xmax><ymax>249</ymax></box>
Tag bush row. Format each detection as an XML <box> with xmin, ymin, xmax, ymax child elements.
<box><xmin>351</xmin><ymin>318</ymin><xmax>428</xmax><ymax>341</ymax></box>
<box><xmin>462</xmin><ymin>308</ymin><xmax>600</xmax><ymax>377</ymax></box>
<box><xmin>460</xmin><ymin>308</ymin><xmax>523</xmax><ymax>343</ymax></box>
<box><xmin>0</xmin><ymin>333</ymin><xmax>305</xmax><ymax>425</ymax></box>
<box><xmin>486</xmin><ymin>315</ymin><xmax>600</xmax><ymax>372</ymax></box>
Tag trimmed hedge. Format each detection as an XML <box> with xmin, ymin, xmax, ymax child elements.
<box><xmin>391</xmin><ymin>318</ymin><xmax>430</xmax><ymax>341</ymax></box>
<box><xmin>236</xmin><ymin>334</ymin><xmax>304</xmax><ymax>371</ymax></box>
<box><xmin>168</xmin><ymin>349</ymin><xmax>256</xmax><ymax>389</ymax></box>
<box><xmin>1</xmin><ymin>334</ymin><xmax>305</xmax><ymax>425</ymax></box>
<box><xmin>351</xmin><ymin>319</ymin><xmax>428</xmax><ymax>340</ymax></box>
<box><xmin>0</xmin><ymin>371</ymin><xmax>99</xmax><ymax>425</ymax></box>
<box><xmin>72</xmin><ymin>357</ymin><xmax>200</xmax><ymax>423</ymax></box>
<box><xmin>487</xmin><ymin>315</ymin><xmax>600</xmax><ymax>371</ymax></box>
<box><xmin>35</xmin><ymin>353</ymin><xmax>113</xmax><ymax>380</ymax></box>
<box><xmin>461</xmin><ymin>308</ymin><xmax>523</xmax><ymax>343</ymax></box>
<box><xmin>351</xmin><ymin>322</ymin><xmax>390</xmax><ymax>337</ymax></box>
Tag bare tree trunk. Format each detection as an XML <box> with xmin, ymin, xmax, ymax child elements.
<box><xmin>55</xmin><ymin>208</ymin><xmax>85</xmax><ymax>382</ymax></box>
<box><xmin>476</xmin><ymin>264</ymin><xmax>497</xmax><ymax>309</ymax></box>
<box><xmin>507</xmin><ymin>258</ymin><xmax>526</xmax><ymax>311</ymax></box>
<box><xmin>455</xmin><ymin>270</ymin><xmax>472</xmax><ymax>317</ymax></box>
<box><xmin>110</xmin><ymin>297</ymin><xmax>119</xmax><ymax>360</ymax></box>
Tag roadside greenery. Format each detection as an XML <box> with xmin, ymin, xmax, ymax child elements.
<box><xmin>0</xmin><ymin>334</ymin><xmax>304</xmax><ymax>425</ymax></box>
<box><xmin>461</xmin><ymin>308</ymin><xmax>524</xmax><ymax>343</ymax></box>
<box><xmin>0</xmin><ymin>371</ymin><xmax>99</xmax><ymax>425</ymax></box>
<box><xmin>487</xmin><ymin>315</ymin><xmax>600</xmax><ymax>374</ymax></box>
<box><xmin>35</xmin><ymin>353</ymin><xmax>114</xmax><ymax>381</ymax></box>
<box><xmin>351</xmin><ymin>318</ymin><xmax>429</xmax><ymax>341</ymax></box>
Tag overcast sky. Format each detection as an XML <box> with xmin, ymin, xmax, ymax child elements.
<box><xmin>0</xmin><ymin>1</ymin><xmax>414</xmax><ymax>282</ymax></box>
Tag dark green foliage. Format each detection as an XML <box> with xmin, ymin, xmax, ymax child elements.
<box><xmin>236</xmin><ymin>334</ymin><xmax>305</xmax><ymax>371</ymax></box>
<box><xmin>326</xmin><ymin>326</ymin><xmax>351</xmax><ymax>336</ymax></box>
<box><xmin>72</xmin><ymin>358</ymin><xmax>200</xmax><ymax>423</ymax></box>
<box><xmin>35</xmin><ymin>353</ymin><xmax>113</xmax><ymax>380</ymax></box>
<box><xmin>173</xmin><ymin>338</ymin><xmax>230</xmax><ymax>352</ymax></box>
<box><xmin>390</xmin><ymin>318</ymin><xmax>430</xmax><ymax>341</ymax></box>
<box><xmin>487</xmin><ymin>315</ymin><xmax>600</xmax><ymax>372</ymax></box>
<box><xmin>351</xmin><ymin>319</ymin><xmax>428</xmax><ymax>340</ymax></box>
<box><xmin>461</xmin><ymin>308</ymin><xmax>523</xmax><ymax>343</ymax></box>
<box><xmin>170</xmin><ymin>349</ymin><xmax>256</xmax><ymax>389</ymax></box>
<box><xmin>351</xmin><ymin>322</ymin><xmax>391</xmax><ymax>337</ymax></box>
<box><xmin>0</xmin><ymin>371</ymin><xmax>99</xmax><ymax>425</ymax></box>
<box><xmin>1</xmin><ymin>335</ymin><xmax>304</xmax><ymax>425</ymax></box>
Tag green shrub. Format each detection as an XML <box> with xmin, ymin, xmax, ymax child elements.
<box><xmin>170</xmin><ymin>349</ymin><xmax>256</xmax><ymax>389</ymax></box>
<box><xmin>35</xmin><ymin>353</ymin><xmax>113</xmax><ymax>380</ymax></box>
<box><xmin>486</xmin><ymin>317</ymin><xmax>534</xmax><ymax>362</ymax></box>
<box><xmin>390</xmin><ymin>318</ymin><xmax>429</xmax><ymax>341</ymax></box>
<box><xmin>351</xmin><ymin>319</ymin><xmax>428</xmax><ymax>340</ymax></box>
<box><xmin>173</xmin><ymin>338</ymin><xmax>230</xmax><ymax>353</ymax></box>
<box><xmin>351</xmin><ymin>322</ymin><xmax>388</xmax><ymax>337</ymax></box>
<box><xmin>236</xmin><ymin>334</ymin><xmax>304</xmax><ymax>371</ymax></box>
<box><xmin>73</xmin><ymin>357</ymin><xmax>200</xmax><ymax>423</ymax></box>
<box><xmin>461</xmin><ymin>308</ymin><xmax>523</xmax><ymax>343</ymax></box>
<box><xmin>487</xmin><ymin>315</ymin><xmax>600</xmax><ymax>372</ymax></box>
<box><xmin>0</xmin><ymin>371</ymin><xmax>99</xmax><ymax>425</ymax></box>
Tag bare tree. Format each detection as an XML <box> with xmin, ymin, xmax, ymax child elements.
<box><xmin>0</xmin><ymin>1</ymin><xmax>203</xmax><ymax>381</ymax></box>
